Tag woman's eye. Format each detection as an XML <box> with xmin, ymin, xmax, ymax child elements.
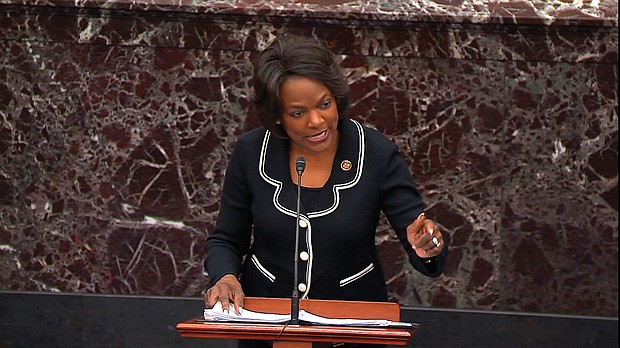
<box><xmin>320</xmin><ymin>100</ymin><xmax>331</xmax><ymax>108</ymax></box>
<box><xmin>290</xmin><ymin>111</ymin><xmax>303</xmax><ymax>118</ymax></box>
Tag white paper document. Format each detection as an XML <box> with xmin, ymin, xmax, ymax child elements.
<box><xmin>203</xmin><ymin>301</ymin><xmax>413</xmax><ymax>328</ymax></box>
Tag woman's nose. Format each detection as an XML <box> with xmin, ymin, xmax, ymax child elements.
<box><xmin>307</xmin><ymin>109</ymin><xmax>324</xmax><ymax>127</ymax></box>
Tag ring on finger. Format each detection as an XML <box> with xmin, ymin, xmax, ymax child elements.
<box><xmin>432</xmin><ymin>236</ymin><xmax>440</xmax><ymax>247</ymax></box>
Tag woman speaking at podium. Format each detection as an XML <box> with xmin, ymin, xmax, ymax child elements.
<box><xmin>203</xmin><ymin>34</ymin><xmax>449</xmax><ymax>348</ymax></box>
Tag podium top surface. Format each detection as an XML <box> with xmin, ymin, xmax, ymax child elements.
<box><xmin>177</xmin><ymin>297</ymin><xmax>417</xmax><ymax>346</ymax></box>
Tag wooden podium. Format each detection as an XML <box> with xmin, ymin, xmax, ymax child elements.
<box><xmin>176</xmin><ymin>297</ymin><xmax>418</xmax><ymax>347</ymax></box>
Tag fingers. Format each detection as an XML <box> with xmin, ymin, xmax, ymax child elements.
<box><xmin>203</xmin><ymin>274</ymin><xmax>245</xmax><ymax>315</ymax></box>
<box><xmin>406</xmin><ymin>213</ymin><xmax>425</xmax><ymax>245</ymax></box>
<box><xmin>203</xmin><ymin>290</ymin><xmax>211</xmax><ymax>308</ymax></box>
<box><xmin>428</xmin><ymin>225</ymin><xmax>441</xmax><ymax>248</ymax></box>
<box><xmin>408</xmin><ymin>212</ymin><xmax>426</xmax><ymax>235</ymax></box>
<box><xmin>406</xmin><ymin>212</ymin><xmax>428</xmax><ymax>247</ymax></box>
<box><xmin>220</xmin><ymin>293</ymin><xmax>233</xmax><ymax>313</ymax></box>
<box><xmin>409</xmin><ymin>216</ymin><xmax>444</xmax><ymax>258</ymax></box>
<box><xmin>204</xmin><ymin>288</ymin><xmax>225</xmax><ymax>309</ymax></box>
<box><xmin>422</xmin><ymin>224</ymin><xmax>443</xmax><ymax>256</ymax></box>
<box><xmin>431</xmin><ymin>235</ymin><xmax>440</xmax><ymax>248</ymax></box>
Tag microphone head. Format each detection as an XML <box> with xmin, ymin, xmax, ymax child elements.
<box><xmin>295</xmin><ymin>156</ymin><xmax>306</xmax><ymax>174</ymax></box>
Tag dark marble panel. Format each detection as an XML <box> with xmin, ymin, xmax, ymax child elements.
<box><xmin>0</xmin><ymin>291</ymin><xmax>226</xmax><ymax>347</ymax></box>
<box><xmin>499</xmin><ymin>60</ymin><xmax>618</xmax><ymax>315</ymax></box>
<box><xmin>1</xmin><ymin>4</ymin><xmax>617</xmax><ymax>63</ymax></box>
<box><xmin>346</xmin><ymin>55</ymin><xmax>507</xmax><ymax>310</ymax></box>
<box><xmin>1</xmin><ymin>292</ymin><xmax>617</xmax><ymax>348</ymax></box>
<box><xmin>0</xmin><ymin>0</ymin><xmax>617</xmax><ymax>318</ymax></box>
<box><xmin>1</xmin><ymin>0</ymin><xmax>617</xmax><ymax>26</ymax></box>
<box><xmin>0</xmin><ymin>39</ymin><xmax>254</xmax><ymax>295</ymax></box>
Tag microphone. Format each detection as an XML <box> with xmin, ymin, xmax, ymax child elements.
<box><xmin>290</xmin><ymin>156</ymin><xmax>306</xmax><ymax>324</ymax></box>
<box><xmin>296</xmin><ymin>156</ymin><xmax>306</xmax><ymax>175</ymax></box>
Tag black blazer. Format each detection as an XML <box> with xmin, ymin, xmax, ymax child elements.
<box><xmin>205</xmin><ymin>118</ymin><xmax>448</xmax><ymax>302</ymax></box>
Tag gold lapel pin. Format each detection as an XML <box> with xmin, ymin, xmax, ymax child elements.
<box><xmin>340</xmin><ymin>160</ymin><xmax>352</xmax><ymax>171</ymax></box>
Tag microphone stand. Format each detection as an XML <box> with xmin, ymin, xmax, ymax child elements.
<box><xmin>290</xmin><ymin>156</ymin><xmax>305</xmax><ymax>324</ymax></box>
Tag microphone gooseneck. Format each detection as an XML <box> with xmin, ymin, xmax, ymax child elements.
<box><xmin>291</xmin><ymin>156</ymin><xmax>306</xmax><ymax>325</ymax></box>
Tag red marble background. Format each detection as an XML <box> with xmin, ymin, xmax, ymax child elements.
<box><xmin>0</xmin><ymin>0</ymin><xmax>617</xmax><ymax>317</ymax></box>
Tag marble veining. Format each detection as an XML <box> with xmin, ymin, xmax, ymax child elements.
<box><xmin>0</xmin><ymin>0</ymin><xmax>617</xmax><ymax>26</ymax></box>
<box><xmin>0</xmin><ymin>0</ymin><xmax>617</xmax><ymax>317</ymax></box>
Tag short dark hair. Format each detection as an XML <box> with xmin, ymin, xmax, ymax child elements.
<box><xmin>253</xmin><ymin>35</ymin><xmax>351</xmax><ymax>138</ymax></box>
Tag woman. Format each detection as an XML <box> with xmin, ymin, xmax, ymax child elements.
<box><xmin>203</xmin><ymin>35</ymin><xmax>448</xmax><ymax>347</ymax></box>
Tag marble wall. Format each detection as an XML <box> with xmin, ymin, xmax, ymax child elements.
<box><xmin>0</xmin><ymin>0</ymin><xmax>617</xmax><ymax>317</ymax></box>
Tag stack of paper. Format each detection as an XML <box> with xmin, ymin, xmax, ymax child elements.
<box><xmin>203</xmin><ymin>301</ymin><xmax>410</xmax><ymax>328</ymax></box>
<box><xmin>204</xmin><ymin>301</ymin><xmax>290</xmax><ymax>323</ymax></box>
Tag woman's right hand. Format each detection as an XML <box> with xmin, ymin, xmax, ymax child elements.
<box><xmin>203</xmin><ymin>274</ymin><xmax>245</xmax><ymax>314</ymax></box>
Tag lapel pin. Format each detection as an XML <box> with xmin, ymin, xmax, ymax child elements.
<box><xmin>340</xmin><ymin>160</ymin><xmax>352</xmax><ymax>171</ymax></box>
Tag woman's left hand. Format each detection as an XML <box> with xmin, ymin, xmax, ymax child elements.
<box><xmin>406</xmin><ymin>213</ymin><xmax>444</xmax><ymax>258</ymax></box>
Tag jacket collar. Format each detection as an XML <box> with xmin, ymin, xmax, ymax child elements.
<box><xmin>258</xmin><ymin>118</ymin><xmax>365</xmax><ymax>217</ymax></box>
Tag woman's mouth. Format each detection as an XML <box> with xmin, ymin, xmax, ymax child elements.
<box><xmin>306</xmin><ymin>130</ymin><xmax>328</xmax><ymax>142</ymax></box>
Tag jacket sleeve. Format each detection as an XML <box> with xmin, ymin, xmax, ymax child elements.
<box><xmin>377</xmin><ymin>137</ymin><xmax>448</xmax><ymax>277</ymax></box>
<box><xmin>204</xmin><ymin>138</ymin><xmax>253</xmax><ymax>285</ymax></box>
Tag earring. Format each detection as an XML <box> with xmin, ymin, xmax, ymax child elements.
<box><xmin>275</xmin><ymin>120</ymin><xmax>281</xmax><ymax>125</ymax></box>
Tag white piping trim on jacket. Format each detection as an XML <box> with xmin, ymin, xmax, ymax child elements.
<box><xmin>308</xmin><ymin>119</ymin><xmax>365</xmax><ymax>219</ymax></box>
<box><xmin>258</xmin><ymin>119</ymin><xmax>365</xmax><ymax>219</ymax></box>
<box><xmin>250</xmin><ymin>255</ymin><xmax>276</xmax><ymax>283</ymax></box>
<box><xmin>339</xmin><ymin>262</ymin><xmax>374</xmax><ymax>287</ymax></box>
<box><xmin>257</xmin><ymin>119</ymin><xmax>366</xmax><ymax>296</ymax></box>
<box><xmin>258</xmin><ymin>131</ymin><xmax>296</xmax><ymax>217</ymax></box>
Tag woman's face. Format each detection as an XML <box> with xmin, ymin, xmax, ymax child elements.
<box><xmin>279</xmin><ymin>76</ymin><xmax>339</xmax><ymax>156</ymax></box>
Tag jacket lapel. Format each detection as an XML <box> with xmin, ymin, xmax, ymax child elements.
<box><xmin>259</xmin><ymin>118</ymin><xmax>365</xmax><ymax>218</ymax></box>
